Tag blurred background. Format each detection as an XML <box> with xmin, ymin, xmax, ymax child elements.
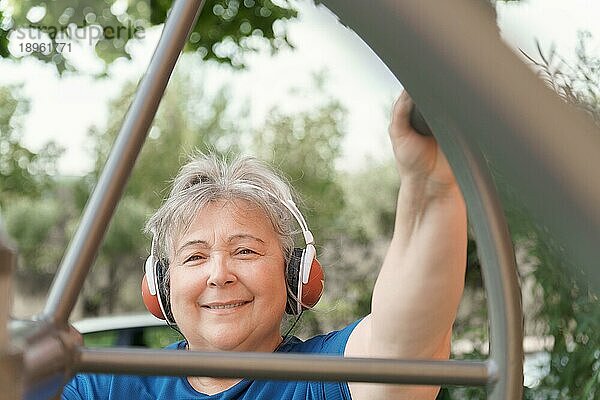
<box><xmin>0</xmin><ymin>0</ymin><xmax>599</xmax><ymax>398</ymax></box>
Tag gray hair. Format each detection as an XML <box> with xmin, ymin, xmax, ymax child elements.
<box><xmin>145</xmin><ymin>152</ymin><xmax>300</xmax><ymax>271</ymax></box>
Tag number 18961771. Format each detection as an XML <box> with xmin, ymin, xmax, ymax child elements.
<box><xmin>19</xmin><ymin>42</ymin><xmax>72</xmax><ymax>54</ymax></box>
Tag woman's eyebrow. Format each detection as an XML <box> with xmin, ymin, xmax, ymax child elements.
<box><xmin>176</xmin><ymin>239</ymin><xmax>209</xmax><ymax>255</ymax></box>
<box><xmin>227</xmin><ymin>234</ymin><xmax>265</xmax><ymax>244</ymax></box>
<box><xmin>176</xmin><ymin>235</ymin><xmax>264</xmax><ymax>254</ymax></box>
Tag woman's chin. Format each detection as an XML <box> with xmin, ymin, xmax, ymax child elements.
<box><xmin>186</xmin><ymin>330</ymin><xmax>280</xmax><ymax>353</ymax></box>
<box><xmin>186</xmin><ymin>332</ymin><xmax>247</xmax><ymax>352</ymax></box>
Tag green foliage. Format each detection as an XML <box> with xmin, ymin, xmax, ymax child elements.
<box><xmin>531</xmin><ymin>243</ymin><xmax>600</xmax><ymax>400</ymax></box>
<box><xmin>3</xmin><ymin>197</ymin><xmax>68</xmax><ymax>275</ymax></box>
<box><xmin>521</xmin><ymin>33</ymin><xmax>600</xmax><ymax>125</ymax></box>
<box><xmin>0</xmin><ymin>8</ymin><xmax>9</xmax><ymax>57</ymax></box>
<box><xmin>88</xmin><ymin>59</ymin><xmax>244</xmax><ymax>205</ymax></box>
<box><xmin>504</xmin><ymin>33</ymin><xmax>600</xmax><ymax>400</ymax></box>
<box><xmin>6</xmin><ymin>0</ymin><xmax>296</xmax><ymax>73</ymax></box>
<box><xmin>251</xmin><ymin>80</ymin><xmax>347</xmax><ymax>244</ymax></box>
<box><xmin>502</xmin><ymin>192</ymin><xmax>600</xmax><ymax>399</ymax></box>
<box><xmin>338</xmin><ymin>159</ymin><xmax>398</xmax><ymax>242</ymax></box>
<box><xmin>80</xmin><ymin>197</ymin><xmax>153</xmax><ymax>314</ymax></box>
<box><xmin>82</xmin><ymin>330</ymin><xmax>118</xmax><ymax>347</ymax></box>
<box><xmin>143</xmin><ymin>326</ymin><xmax>184</xmax><ymax>348</ymax></box>
<box><xmin>0</xmin><ymin>84</ymin><xmax>68</xmax><ymax>303</ymax></box>
<box><xmin>83</xmin><ymin>326</ymin><xmax>182</xmax><ymax>348</ymax></box>
<box><xmin>488</xmin><ymin>187</ymin><xmax>600</xmax><ymax>399</ymax></box>
<box><xmin>0</xmin><ymin>85</ymin><xmax>63</xmax><ymax>209</ymax></box>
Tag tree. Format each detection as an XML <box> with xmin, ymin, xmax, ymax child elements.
<box><xmin>0</xmin><ymin>9</ymin><xmax>8</xmax><ymax>57</ymax></box>
<box><xmin>0</xmin><ymin>85</ymin><xmax>63</xmax><ymax>209</ymax></box>
<box><xmin>2</xmin><ymin>187</ymin><xmax>79</xmax><ymax>302</ymax></box>
<box><xmin>513</xmin><ymin>34</ymin><xmax>600</xmax><ymax>400</ymax></box>
<box><xmin>251</xmin><ymin>79</ymin><xmax>347</xmax><ymax>245</ymax></box>
<box><xmin>0</xmin><ymin>85</ymin><xmax>66</xmax><ymax>312</ymax></box>
<box><xmin>4</xmin><ymin>0</ymin><xmax>297</xmax><ymax>73</ymax></box>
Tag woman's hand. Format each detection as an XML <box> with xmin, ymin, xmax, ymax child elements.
<box><xmin>389</xmin><ymin>91</ymin><xmax>458</xmax><ymax>196</ymax></box>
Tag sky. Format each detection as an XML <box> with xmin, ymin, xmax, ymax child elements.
<box><xmin>1</xmin><ymin>0</ymin><xmax>599</xmax><ymax>175</ymax></box>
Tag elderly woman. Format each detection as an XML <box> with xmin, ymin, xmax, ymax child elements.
<box><xmin>62</xmin><ymin>92</ymin><xmax>467</xmax><ymax>400</ymax></box>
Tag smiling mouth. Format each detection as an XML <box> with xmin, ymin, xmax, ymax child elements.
<box><xmin>202</xmin><ymin>301</ymin><xmax>251</xmax><ymax>310</ymax></box>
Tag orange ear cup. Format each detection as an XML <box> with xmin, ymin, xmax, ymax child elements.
<box><xmin>141</xmin><ymin>275</ymin><xmax>166</xmax><ymax>320</ymax></box>
<box><xmin>301</xmin><ymin>258</ymin><xmax>324</xmax><ymax>309</ymax></box>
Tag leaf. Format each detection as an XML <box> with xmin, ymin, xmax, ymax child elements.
<box><xmin>6</xmin><ymin>0</ymin><xmax>298</xmax><ymax>74</ymax></box>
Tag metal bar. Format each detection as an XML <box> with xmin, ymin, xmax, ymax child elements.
<box><xmin>451</xmin><ymin>134</ymin><xmax>524</xmax><ymax>400</ymax></box>
<box><xmin>318</xmin><ymin>1</ymin><xmax>525</xmax><ymax>399</ymax></box>
<box><xmin>0</xmin><ymin>349</ymin><xmax>22</xmax><ymax>400</ymax></box>
<box><xmin>9</xmin><ymin>319</ymin><xmax>82</xmax><ymax>400</ymax></box>
<box><xmin>0</xmin><ymin>221</ymin><xmax>22</xmax><ymax>399</ymax></box>
<box><xmin>42</xmin><ymin>0</ymin><xmax>207</xmax><ymax>325</ymax></box>
<box><xmin>76</xmin><ymin>347</ymin><xmax>494</xmax><ymax>386</ymax></box>
<box><xmin>0</xmin><ymin>221</ymin><xmax>15</xmax><ymax>349</ymax></box>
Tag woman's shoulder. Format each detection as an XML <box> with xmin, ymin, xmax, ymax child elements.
<box><xmin>63</xmin><ymin>373</ymin><xmax>189</xmax><ymax>399</ymax></box>
<box><xmin>62</xmin><ymin>341</ymin><xmax>191</xmax><ymax>399</ymax></box>
<box><xmin>61</xmin><ymin>327</ymin><xmax>362</xmax><ymax>400</ymax></box>
<box><xmin>278</xmin><ymin>319</ymin><xmax>363</xmax><ymax>356</ymax></box>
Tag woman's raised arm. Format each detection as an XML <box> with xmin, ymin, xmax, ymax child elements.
<box><xmin>345</xmin><ymin>91</ymin><xmax>468</xmax><ymax>400</ymax></box>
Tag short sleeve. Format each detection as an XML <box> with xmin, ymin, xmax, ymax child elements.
<box><xmin>62</xmin><ymin>374</ymin><xmax>100</xmax><ymax>400</ymax></box>
<box><xmin>280</xmin><ymin>319</ymin><xmax>362</xmax><ymax>400</ymax></box>
<box><xmin>321</xmin><ymin>319</ymin><xmax>362</xmax><ymax>355</ymax></box>
<box><xmin>61</xmin><ymin>382</ymin><xmax>83</xmax><ymax>400</ymax></box>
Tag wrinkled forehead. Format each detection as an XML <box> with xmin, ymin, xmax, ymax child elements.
<box><xmin>165</xmin><ymin>196</ymin><xmax>279</xmax><ymax>258</ymax></box>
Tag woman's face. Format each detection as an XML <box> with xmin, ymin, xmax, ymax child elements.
<box><xmin>168</xmin><ymin>198</ymin><xmax>288</xmax><ymax>352</ymax></box>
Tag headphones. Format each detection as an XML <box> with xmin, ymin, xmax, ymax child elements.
<box><xmin>141</xmin><ymin>185</ymin><xmax>324</xmax><ymax>324</ymax></box>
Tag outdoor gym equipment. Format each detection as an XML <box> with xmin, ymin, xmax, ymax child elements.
<box><xmin>3</xmin><ymin>0</ymin><xmax>600</xmax><ymax>399</ymax></box>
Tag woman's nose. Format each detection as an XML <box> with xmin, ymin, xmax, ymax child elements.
<box><xmin>206</xmin><ymin>254</ymin><xmax>237</xmax><ymax>287</ymax></box>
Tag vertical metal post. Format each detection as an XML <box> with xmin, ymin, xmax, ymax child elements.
<box><xmin>0</xmin><ymin>219</ymin><xmax>23</xmax><ymax>399</ymax></box>
<box><xmin>449</xmin><ymin>134</ymin><xmax>524</xmax><ymax>400</ymax></box>
<box><xmin>0</xmin><ymin>220</ymin><xmax>13</xmax><ymax>349</ymax></box>
<box><xmin>42</xmin><ymin>0</ymin><xmax>207</xmax><ymax>325</ymax></box>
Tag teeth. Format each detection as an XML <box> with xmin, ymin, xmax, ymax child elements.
<box><xmin>209</xmin><ymin>302</ymin><xmax>245</xmax><ymax>309</ymax></box>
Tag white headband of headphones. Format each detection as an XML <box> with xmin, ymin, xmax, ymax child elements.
<box><xmin>238</xmin><ymin>182</ymin><xmax>314</xmax><ymax>247</ymax></box>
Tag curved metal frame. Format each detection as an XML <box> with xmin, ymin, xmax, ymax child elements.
<box><xmin>5</xmin><ymin>0</ymin><xmax>599</xmax><ymax>398</ymax></box>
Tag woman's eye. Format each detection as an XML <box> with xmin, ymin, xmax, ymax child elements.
<box><xmin>237</xmin><ymin>248</ymin><xmax>256</xmax><ymax>255</ymax></box>
<box><xmin>184</xmin><ymin>254</ymin><xmax>204</xmax><ymax>263</ymax></box>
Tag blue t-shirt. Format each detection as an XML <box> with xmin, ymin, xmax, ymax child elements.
<box><xmin>62</xmin><ymin>320</ymin><xmax>361</xmax><ymax>400</ymax></box>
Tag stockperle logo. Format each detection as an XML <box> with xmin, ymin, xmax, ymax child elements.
<box><xmin>10</xmin><ymin>1</ymin><xmax>152</xmax><ymax>54</ymax></box>
<box><xmin>13</xmin><ymin>19</ymin><xmax>146</xmax><ymax>47</ymax></box>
